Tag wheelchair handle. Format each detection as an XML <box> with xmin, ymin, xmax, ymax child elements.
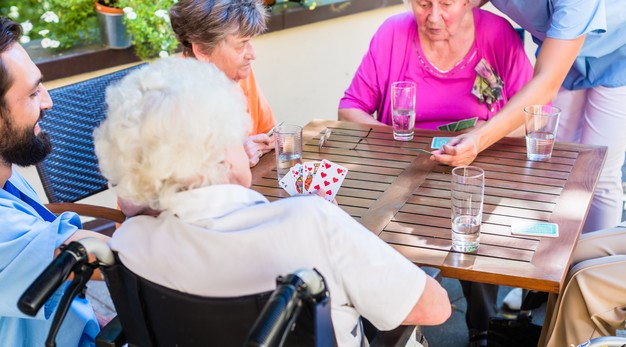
<box><xmin>246</xmin><ymin>269</ymin><xmax>326</xmax><ymax>347</ymax></box>
<box><xmin>18</xmin><ymin>241</ymin><xmax>87</xmax><ymax>316</ymax></box>
<box><xmin>17</xmin><ymin>237</ymin><xmax>114</xmax><ymax>317</ymax></box>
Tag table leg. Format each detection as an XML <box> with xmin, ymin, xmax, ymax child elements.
<box><xmin>537</xmin><ymin>293</ymin><xmax>557</xmax><ymax>347</ymax></box>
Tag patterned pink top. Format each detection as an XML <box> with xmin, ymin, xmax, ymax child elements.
<box><xmin>339</xmin><ymin>8</ymin><xmax>533</xmax><ymax>129</ymax></box>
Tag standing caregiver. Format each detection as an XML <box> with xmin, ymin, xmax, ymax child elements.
<box><xmin>434</xmin><ymin>0</ymin><xmax>626</xmax><ymax>233</ymax></box>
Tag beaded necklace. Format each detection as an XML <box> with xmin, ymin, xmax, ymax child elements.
<box><xmin>413</xmin><ymin>36</ymin><xmax>477</xmax><ymax>78</ymax></box>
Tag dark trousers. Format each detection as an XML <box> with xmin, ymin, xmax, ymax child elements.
<box><xmin>460</xmin><ymin>281</ymin><xmax>499</xmax><ymax>332</ymax></box>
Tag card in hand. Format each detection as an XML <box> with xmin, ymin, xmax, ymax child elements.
<box><xmin>279</xmin><ymin>163</ymin><xmax>303</xmax><ymax>196</ymax></box>
<box><xmin>455</xmin><ymin>117</ymin><xmax>478</xmax><ymax>132</ymax></box>
<box><xmin>510</xmin><ymin>221</ymin><xmax>559</xmax><ymax>238</ymax></box>
<box><xmin>303</xmin><ymin>161</ymin><xmax>321</xmax><ymax>193</ymax></box>
<box><xmin>431</xmin><ymin>137</ymin><xmax>453</xmax><ymax>149</ymax></box>
<box><xmin>438</xmin><ymin>121</ymin><xmax>457</xmax><ymax>132</ymax></box>
<box><xmin>437</xmin><ymin>117</ymin><xmax>478</xmax><ymax>132</ymax></box>
<box><xmin>309</xmin><ymin>159</ymin><xmax>348</xmax><ymax>201</ymax></box>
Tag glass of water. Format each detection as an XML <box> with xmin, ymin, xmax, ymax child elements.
<box><xmin>451</xmin><ymin>166</ymin><xmax>485</xmax><ymax>253</ymax></box>
<box><xmin>523</xmin><ymin>105</ymin><xmax>561</xmax><ymax>161</ymax></box>
<box><xmin>275</xmin><ymin>124</ymin><xmax>303</xmax><ymax>182</ymax></box>
<box><xmin>391</xmin><ymin>81</ymin><xmax>416</xmax><ymax>141</ymax></box>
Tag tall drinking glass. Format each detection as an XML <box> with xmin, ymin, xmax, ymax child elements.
<box><xmin>274</xmin><ymin>124</ymin><xmax>302</xmax><ymax>182</ymax></box>
<box><xmin>391</xmin><ymin>81</ymin><xmax>416</xmax><ymax>141</ymax></box>
<box><xmin>524</xmin><ymin>105</ymin><xmax>561</xmax><ymax>161</ymax></box>
<box><xmin>451</xmin><ymin>166</ymin><xmax>485</xmax><ymax>253</ymax></box>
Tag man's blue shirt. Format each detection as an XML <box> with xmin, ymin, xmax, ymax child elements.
<box><xmin>0</xmin><ymin>169</ymin><xmax>99</xmax><ymax>346</ymax></box>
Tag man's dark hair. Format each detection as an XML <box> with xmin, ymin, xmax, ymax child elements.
<box><xmin>0</xmin><ymin>17</ymin><xmax>23</xmax><ymax>113</ymax></box>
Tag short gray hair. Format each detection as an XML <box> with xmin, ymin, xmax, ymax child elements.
<box><xmin>170</xmin><ymin>0</ymin><xmax>268</xmax><ymax>57</ymax></box>
<box><xmin>94</xmin><ymin>57</ymin><xmax>251</xmax><ymax>210</ymax></box>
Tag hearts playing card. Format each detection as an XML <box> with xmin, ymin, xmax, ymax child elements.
<box><xmin>303</xmin><ymin>161</ymin><xmax>321</xmax><ymax>193</ymax></box>
<box><xmin>309</xmin><ymin>159</ymin><xmax>348</xmax><ymax>201</ymax></box>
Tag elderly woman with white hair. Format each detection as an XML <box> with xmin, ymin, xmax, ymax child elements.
<box><xmin>339</xmin><ymin>0</ymin><xmax>534</xmax><ymax>345</ymax></box>
<box><xmin>93</xmin><ymin>57</ymin><xmax>451</xmax><ymax>346</ymax></box>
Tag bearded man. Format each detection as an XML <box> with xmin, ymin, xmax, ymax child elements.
<box><xmin>0</xmin><ymin>16</ymin><xmax>108</xmax><ymax>347</ymax></box>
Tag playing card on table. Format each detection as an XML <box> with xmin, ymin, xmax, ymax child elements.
<box><xmin>511</xmin><ymin>221</ymin><xmax>559</xmax><ymax>238</ymax></box>
<box><xmin>309</xmin><ymin>159</ymin><xmax>348</xmax><ymax>201</ymax></box>
<box><xmin>303</xmin><ymin>161</ymin><xmax>321</xmax><ymax>193</ymax></box>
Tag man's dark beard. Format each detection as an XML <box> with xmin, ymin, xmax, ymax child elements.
<box><xmin>0</xmin><ymin>111</ymin><xmax>52</xmax><ymax>167</ymax></box>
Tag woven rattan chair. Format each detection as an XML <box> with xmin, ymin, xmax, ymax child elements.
<box><xmin>36</xmin><ymin>64</ymin><xmax>146</xmax><ymax>228</ymax></box>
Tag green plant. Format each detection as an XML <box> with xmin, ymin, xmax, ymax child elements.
<box><xmin>2</xmin><ymin>0</ymin><xmax>98</xmax><ymax>50</ymax></box>
<box><xmin>4</xmin><ymin>0</ymin><xmax>177</xmax><ymax>59</ymax></box>
<box><xmin>97</xmin><ymin>0</ymin><xmax>121</xmax><ymax>7</ymax></box>
<box><xmin>117</xmin><ymin>0</ymin><xmax>179</xmax><ymax>60</ymax></box>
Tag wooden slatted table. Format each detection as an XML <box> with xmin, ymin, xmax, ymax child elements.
<box><xmin>251</xmin><ymin>119</ymin><xmax>606</xmax><ymax>295</ymax></box>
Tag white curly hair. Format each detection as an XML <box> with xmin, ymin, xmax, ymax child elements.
<box><xmin>94</xmin><ymin>57</ymin><xmax>251</xmax><ymax>211</ymax></box>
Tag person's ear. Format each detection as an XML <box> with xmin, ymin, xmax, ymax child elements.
<box><xmin>191</xmin><ymin>42</ymin><xmax>211</xmax><ymax>62</ymax></box>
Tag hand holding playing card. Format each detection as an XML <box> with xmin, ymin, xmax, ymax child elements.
<box><xmin>279</xmin><ymin>159</ymin><xmax>348</xmax><ymax>202</ymax></box>
<box><xmin>431</xmin><ymin>132</ymin><xmax>480</xmax><ymax>167</ymax></box>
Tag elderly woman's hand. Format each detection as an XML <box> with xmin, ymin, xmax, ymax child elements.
<box><xmin>431</xmin><ymin>132</ymin><xmax>480</xmax><ymax>166</ymax></box>
<box><xmin>245</xmin><ymin>133</ymin><xmax>275</xmax><ymax>167</ymax></box>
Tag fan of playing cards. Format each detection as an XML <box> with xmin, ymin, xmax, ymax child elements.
<box><xmin>437</xmin><ymin>117</ymin><xmax>478</xmax><ymax>132</ymax></box>
<box><xmin>279</xmin><ymin>159</ymin><xmax>348</xmax><ymax>201</ymax></box>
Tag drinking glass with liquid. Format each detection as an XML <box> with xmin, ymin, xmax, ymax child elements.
<box><xmin>274</xmin><ymin>124</ymin><xmax>303</xmax><ymax>182</ymax></box>
<box><xmin>451</xmin><ymin>166</ymin><xmax>485</xmax><ymax>253</ymax></box>
<box><xmin>391</xmin><ymin>81</ymin><xmax>416</xmax><ymax>141</ymax></box>
<box><xmin>524</xmin><ymin>105</ymin><xmax>561</xmax><ymax>161</ymax></box>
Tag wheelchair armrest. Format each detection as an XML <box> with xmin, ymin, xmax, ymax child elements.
<box><xmin>95</xmin><ymin>316</ymin><xmax>126</xmax><ymax>347</ymax></box>
<box><xmin>370</xmin><ymin>325</ymin><xmax>418</xmax><ymax>347</ymax></box>
<box><xmin>45</xmin><ymin>203</ymin><xmax>126</xmax><ymax>224</ymax></box>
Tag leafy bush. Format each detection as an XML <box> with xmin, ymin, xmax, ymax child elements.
<box><xmin>117</xmin><ymin>0</ymin><xmax>178</xmax><ymax>60</ymax></box>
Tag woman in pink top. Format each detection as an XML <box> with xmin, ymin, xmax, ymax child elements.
<box><xmin>339</xmin><ymin>0</ymin><xmax>532</xmax><ymax>131</ymax></box>
<box><xmin>339</xmin><ymin>1</ymin><xmax>533</xmax><ymax>346</ymax></box>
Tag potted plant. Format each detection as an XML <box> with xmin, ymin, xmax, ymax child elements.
<box><xmin>95</xmin><ymin>0</ymin><xmax>132</xmax><ymax>49</ymax></box>
<box><xmin>116</xmin><ymin>0</ymin><xmax>179</xmax><ymax>60</ymax></box>
<box><xmin>6</xmin><ymin>0</ymin><xmax>99</xmax><ymax>50</ymax></box>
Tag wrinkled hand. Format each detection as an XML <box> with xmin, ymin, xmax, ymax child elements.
<box><xmin>431</xmin><ymin>132</ymin><xmax>480</xmax><ymax>166</ymax></box>
<box><xmin>245</xmin><ymin>133</ymin><xmax>276</xmax><ymax>167</ymax></box>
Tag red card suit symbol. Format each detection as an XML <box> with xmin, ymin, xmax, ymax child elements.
<box><xmin>324</xmin><ymin>180</ymin><xmax>330</xmax><ymax>186</ymax></box>
<box><xmin>326</xmin><ymin>190</ymin><xmax>332</xmax><ymax>196</ymax></box>
<box><xmin>321</xmin><ymin>172</ymin><xmax>327</xmax><ymax>178</ymax></box>
<box><xmin>324</xmin><ymin>162</ymin><xmax>331</xmax><ymax>169</ymax></box>
<box><xmin>337</xmin><ymin>168</ymin><xmax>344</xmax><ymax>174</ymax></box>
<box><xmin>333</xmin><ymin>177</ymin><xmax>339</xmax><ymax>183</ymax></box>
<box><xmin>314</xmin><ymin>184</ymin><xmax>321</xmax><ymax>190</ymax></box>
